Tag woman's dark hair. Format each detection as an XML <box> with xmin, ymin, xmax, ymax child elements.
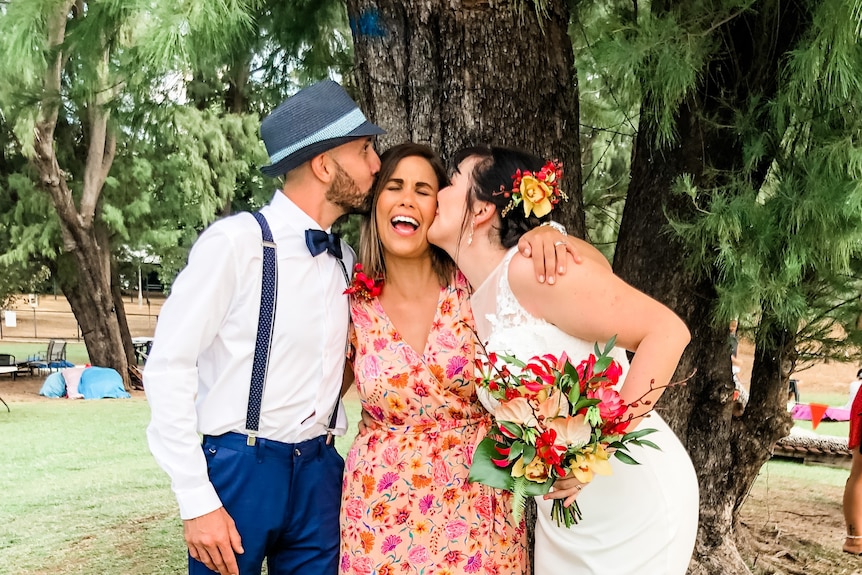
<box><xmin>452</xmin><ymin>145</ymin><xmax>555</xmax><ymax>249</ymax></box>
<box><xmin>359</xmin><ymin>142</ymin><xmax>456</xmax><ymax>285</ymax></box>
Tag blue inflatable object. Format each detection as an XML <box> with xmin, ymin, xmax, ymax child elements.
<box><xmin>78</xmin><ymin>367</ymin><xmax>131</xmax><ymax>399</ymax></box>
<box><xmin>39</xmin><ymin>372</ymin><xmax>67</xmax><ymax>398</ymax></box>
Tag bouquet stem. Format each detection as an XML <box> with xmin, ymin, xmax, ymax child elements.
<box><xmin>551</xmin><ymin>499</ymin><xmax>582</xmax><ymax>527</ymax></box>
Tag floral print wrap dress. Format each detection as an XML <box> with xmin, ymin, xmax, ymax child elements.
<box><xmin>339</xmin><ymin>275</ymin><xmax>527</xmax><ymax>575</ymax></box>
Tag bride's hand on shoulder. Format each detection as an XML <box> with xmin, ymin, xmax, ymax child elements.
<box><xmin>517</xmin><ymin>224</ymin><xmax>586</xmax><ymax>285</ymax></box>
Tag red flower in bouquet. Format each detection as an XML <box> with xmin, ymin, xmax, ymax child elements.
<box><xmin>343</xmin><ymin>264</ymin><xmax>384</xmax><ymax>300</ymax></box>
<box><xmin>469</xmin><ymin>337</ymin><xmax>661</xmax><ymax>527</ymax></box>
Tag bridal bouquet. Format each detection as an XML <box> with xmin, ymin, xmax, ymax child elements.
<box><xmin>468</xmin><ymin>338</ymin><xmax>658</xmax><ymax>527</ymax></box>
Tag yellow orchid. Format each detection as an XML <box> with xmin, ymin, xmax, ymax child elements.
<box><xmin>520</xmin><ymin>175</ymin><xmax>554</xmax><ymax>218</ymax></box>
<box><xmin>524</xmin><ymin>456</ymin><xmax>550</xmax><ymax>482</ymax></box>
<box><xmin>499</xmin><ymin>159</ymin><xmax>566</xmax><ymax>219</ymax></box>
<box><xmin>570</xmin><ymin>444</ymin><xmax>613</xmax><ymax>483</ymax></box>
<box><xmin>512</xmin><ymin>455</ymin><xmax>526</xmax><ymax>478</ymax></box>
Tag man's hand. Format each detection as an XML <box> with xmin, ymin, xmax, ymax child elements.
<box><xmin>517</xmin><ymin>225</ymin><xmax>583</xmax><ymax>284</ymax></box>
<box><xmin>184</xmin><ymin>507</ymin><xmax>244</xmax><ymax>575</ymax></box>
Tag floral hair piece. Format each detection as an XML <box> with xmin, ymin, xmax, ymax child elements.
<box><xmin>343</xmin><ymin>263</ymin><xmax>384</xmax><ymax>300</ymax></box>
<box><xmin>497</xmin><ymin>159</ymin><xmax>566</xmax><ymax>218</ymax></box>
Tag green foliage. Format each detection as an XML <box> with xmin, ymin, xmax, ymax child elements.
<box><xmin>572</xmin><ymin>1</ymin><xmax>638</xmax><ymax>258</ymax></box>
<box><xmin>661</xmin><ymin>0</ymin><xmax>862</xmax><ymax>363</ymax></box>
<box><xmin>0</xmin><ymin>0</ymin><xmax>353</xmax><ymax>296</ymax></box>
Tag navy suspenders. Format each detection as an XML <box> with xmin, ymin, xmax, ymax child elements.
<box><xmin>246</xmin><ymin>212</ymin><xmax>346</xmax><ymax>445</ymax></box>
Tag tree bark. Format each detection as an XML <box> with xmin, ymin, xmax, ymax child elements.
<box><xmin>30</xmin><ymin>1</ymin><xmax>130</xmax><ymax>389</ymax></box>
<box><xmin>614</xmin><ymin>2</ymin><xmax>809</xmax><ymax>573</ymax></box>
<box><xmin>347</xmin><ymin>0</ymin><xmax>585</xmax><ymax>236</ymax></box>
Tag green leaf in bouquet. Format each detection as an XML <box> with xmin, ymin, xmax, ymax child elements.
<box><xmin>498</xmin><ymin>353</ymin><xmax>528</xmax><ymax>369</ymax></box>
<box><xmin>593</xmin><ymin>355</ymin><xmax>613</xmax><ymax>373</ymax></box>
<box><xmin>567</xmin><ymin>385</ymin><xmax>581</xmax><ymax>406</ymax></box>
<box><xmin>602</xmin><ymin>335</ymin><xmax>618</xmax><ymax>356</ymax></box>
<box><xmin>621</xmin><ymin>427</ymin><xmax>659</xmax><ymax>442</ymax></box>
<box><xmin>564</xmin><ymin>360</ymin><xmax>580</xmax><ymax>382</ymax></box>
<box><xmin>521</xmin><ymin>443</ymin><xmax>537</xmax><ymax>463</ymax></box>
<box><xmin>631</xmin><ymin>439</ymin><xmax>660</xmax><ymax>451</ymax></box>
<box><xmin>614</xmin><ymin>450</ymin><xmax>642</xmax><ymax>465</ymax></box>
<box><xmin>523</xmin><ymin>476</ymin><xmax>554</xmax><ymax>497</ymax></box>
<box><xmin>468</xmin><ymin>437</ymin><xmax>515</xmax><ymax>490</ymax></box>
<box><xmin>500</xmin><ymin>421</ymin><xmax>524</xmax><ymax>439</ymax></box>
<box><xmin>511</xmin><ymin>476</ymin><xmax>528</xmax><ymax>522</ymax></box>
<box><xmin>509</xmin><ymin>441</ymin><xmax>525</xmax><ymax>461</ymax></box>
<box><xmin>510</xmin><ymin>476</ymin><xmax>555</xmax><ymax>522</ymax></box>
<box><xmin>573</xmin><ymin>397</ymin><xmax>600</xmax><ymax>411</ymax></box>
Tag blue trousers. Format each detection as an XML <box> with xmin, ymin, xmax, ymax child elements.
<box><xmin>189</xmin><ymin>432</ymin><xmax>344</xmax><ymax>575</ymax></box>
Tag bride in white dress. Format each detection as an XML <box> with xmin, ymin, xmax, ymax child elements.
<box><xmin>427</xmin><ymin>146</ymin><xmax>699</xmax><ymax>574</ymax></box>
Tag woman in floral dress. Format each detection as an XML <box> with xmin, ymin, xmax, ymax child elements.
<box><xmin>339</xmin><ymin>143</ymin><xmax>567</xmax><ymax>575</ymax></box>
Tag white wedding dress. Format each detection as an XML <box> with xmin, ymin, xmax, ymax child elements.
<box><xmin>471</xmin><ymin>248</ymin><xmax>699</xmax><ymax>574</ymax></box>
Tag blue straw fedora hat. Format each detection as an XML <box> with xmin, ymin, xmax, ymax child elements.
<box><xmin>260</xmin><ymin>80</ymin><xmax>385</xmax><ymax>177</ymax></box>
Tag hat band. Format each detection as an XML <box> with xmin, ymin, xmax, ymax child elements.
<box><xmin>269</xmin><ymin>108</ymin><xmax>369</xmax><ymax>164</ymax></box>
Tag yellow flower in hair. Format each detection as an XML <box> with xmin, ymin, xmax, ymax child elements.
<box><xmin>497</xmin><ymin>159</ymin><xmax>566</xmax><ymax>218</ymax></box>
<box><xmin>520</xmin><ymin>175</ymin><xmax>555</xmax><ymax>218</ymax></box>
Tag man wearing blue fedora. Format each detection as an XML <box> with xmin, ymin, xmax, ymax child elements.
<box><xmin>145</xmin><ymin>79</ymin><xmax>384</xmax><ymax>575</ymax></box>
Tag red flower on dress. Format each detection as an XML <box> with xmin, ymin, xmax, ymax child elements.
<box><xmin>344</xmin><ymin>264</ymin><xmax>383</xmax><ymax>299</ymax></box>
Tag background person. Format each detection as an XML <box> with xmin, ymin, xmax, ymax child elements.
<box><xmin>845</xmin><ymin>377</ymin><xmax>862</xmax><ymax>555</ymax></box>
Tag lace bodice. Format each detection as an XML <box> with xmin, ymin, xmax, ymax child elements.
<box><xmin>471</xmin><ymin>248</ymin><xmax>629</xmax><ymax>405</ymax></box>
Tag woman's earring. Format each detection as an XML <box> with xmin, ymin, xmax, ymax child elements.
<box><xmin>467</xmin><ymin>219</ymin><xmax>475</xmax><ymax>245</ymax></box>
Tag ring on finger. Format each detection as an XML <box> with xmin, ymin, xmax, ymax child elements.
<box><xmin>554</xmin><ymin>240</ymin><xmax>567</xmax><ymax>247</ymax></box>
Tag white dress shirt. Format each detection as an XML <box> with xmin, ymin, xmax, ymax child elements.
<box><xmin>145</xmin><ymin>191</ymin><xmax>353</xmax><ymax>520</ymax></box>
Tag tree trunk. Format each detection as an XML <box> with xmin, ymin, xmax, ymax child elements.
<box><xmin>347</xmin><ymin>0</ymin><xmax>585</xmax><ymax>236</ymax></box>
<box><xmin>614</xmin><ymin>2</ymin><xmax>809</xmax><ymax>573</ymax></box>
<box><xmin>30</xmin><ymin>1</ymin><xmax>130</xmax><ymax>389</ymax></box>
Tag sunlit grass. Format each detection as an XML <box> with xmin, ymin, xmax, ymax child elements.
<box><xmin>0</xmin><ymin>396</ymin><xmax>362</xmax><ymax>574</ymax></box>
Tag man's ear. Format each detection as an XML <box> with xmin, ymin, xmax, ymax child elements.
<box><xmin>473</xmin><ymin>201</ymin><xmax>497</xmax><ymax>226</ymax></box>
<box><xmin>309</xmin><ymin>153</ymin><xmax>335</xmax><ymax>184</ymax></box>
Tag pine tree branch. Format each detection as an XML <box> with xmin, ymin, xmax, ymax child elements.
<box><xmin>574</xmin><ymin>18</ymin><xmax>638</xmax><ymax>135</ymax></box>
<box><xmin>695</xmin><ymin>1</ymin><xmax>758</xmax><ymax>38</ymax></box>
<box><xmin>582</xmin><ymin>132</ymin><xmax>619</xmax><ymax>186</ymax></box>
<box><xmin>579</xmin><ymin>123</ymin><xmax>634</xmax><ymax>138</ymax></box>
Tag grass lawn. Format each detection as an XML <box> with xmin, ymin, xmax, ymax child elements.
<box><xmin>0</xmin><ymin>393</ymin><xmax>848</xmax><ymax>574</ymax></box>
<box><xmin>0</xmin><ymin>397</ymin><xmax>361</xmax><ymax>574</ymax></box>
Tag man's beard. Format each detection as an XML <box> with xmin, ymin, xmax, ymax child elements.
<box><xmin>327</xmin><ymin>161</ymin><xmax>371</xmax><ymax>214</ymax></box>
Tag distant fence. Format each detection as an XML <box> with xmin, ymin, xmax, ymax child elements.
<box><xmin>0</xmin><ymin>300</ymin><xmax>160</xmax><ymax>341</ymax></box>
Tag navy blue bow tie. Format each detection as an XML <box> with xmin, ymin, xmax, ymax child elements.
<box><xmin>305</xmin><ymin>229</ymin><xmax>343</xmax><ymax>259</ymax></box>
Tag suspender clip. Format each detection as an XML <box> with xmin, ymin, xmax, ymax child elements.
<box><xmin>246</xmin><ymin>431</ymin><xmax>257</xmax><ymax>446</ymax></box>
